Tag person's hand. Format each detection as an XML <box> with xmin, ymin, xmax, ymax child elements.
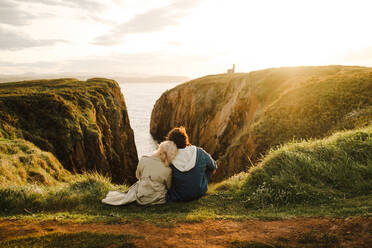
<box><xmin>212</xmin><ymin>169</ymin><xmax>216</xmax><ymax>175</ymax></box>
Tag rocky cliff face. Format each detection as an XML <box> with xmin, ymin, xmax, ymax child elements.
<box><xmin>150</xmin><ymin>66</ymin><xmax>372</xmax><ymax>181</ymax></box>
<box><xmin>0</xmin><ymin>78</ymin><xmax>138</xmax><ymax>184</ymax></box>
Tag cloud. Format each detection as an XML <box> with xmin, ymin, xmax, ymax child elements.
<box><xmin>0</xmin><ymin>0</ymin><xmax>109</xmax><ymax>27</ymax></box>
<box><xmin>0</xmin><ymin>0</ymin><xmax>36</xmax><ymax>25</ymax></box>
<box><xmin>93</xmin><ymin>0</ymin><xmax>201</xmax><ymax>45</ymax></box>
<box><xmin>58</xmin><ymin>52</ymin><xmax>211</xmax><ymax>77</ymax></box>
<box><xmin>15</xmin><ymin>0</ymin><xmax>106</xmax><ymax>11</ymax></box>
<box><xmin>0</xmin><ymin>27</ymin><xmax>66</xmax><ymax>50</ymax></box>
<box><xmin>0</xmin><ymin>52</ymin><xmax>210</xmax><ymax>76</ymax></box>
<box><xmin>0</xmin><ymin>60</ymin><xmax>57</xmax><ymax>68</ymax></box>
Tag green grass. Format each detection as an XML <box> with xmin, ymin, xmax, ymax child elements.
<box><xmin>0</xmin><ymin>232</ymin><xmax>139</xmax><ymax>248</ymax></box>
<box><xmin>240</xmin><ymin>126</ymin><xmax>372</xmax><ymax>207</ymax></box>
<box><xmin>1</xmin><ymin>193</ymin><xmax>370</xmax><ymax>228</ymax></box>
<box><xmin>1</xmin><ymin>127</ymin><xmax>371</xmax><ymax>224</ymax></box>
<box><xmin>213</xmin><ymin>125</ymin><xmax>372</xmax><ymax>208</ymax></box>
<box><xmin>0</xmin><ymin>172</ymin><xmax>126</xmax><ymax>215</ymax></box>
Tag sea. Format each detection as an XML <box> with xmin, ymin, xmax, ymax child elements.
<box><xmin>119</xmin><ymin>83</ymin><xmax>179</xmax><ymax>158</ymax></box>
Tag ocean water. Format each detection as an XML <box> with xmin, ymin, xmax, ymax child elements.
<box><xmin>119</xmin><ymin>83</ymin><xmax>178</xmax><ymax>158</ymax></box>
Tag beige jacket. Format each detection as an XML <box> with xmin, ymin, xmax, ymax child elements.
<box><xmin>135</xmin><ymin>154</ymin><xmax>172</xmax><ymax>205</ymax></box>
<box><xmin>102</xmin><ymin>154</ymin><xmax>171</xmax><ymax>206</ymax></box>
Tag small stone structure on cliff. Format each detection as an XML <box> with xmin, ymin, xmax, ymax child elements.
<box><xmin>227</xmin><ymin>64</ymin><xmax>235</xmax><ymax>74</ymax></box>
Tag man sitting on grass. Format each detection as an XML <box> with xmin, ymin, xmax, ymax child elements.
<box><xmin>166</xmin><ymin>127</ymin><xmax>217</xmax><ymax>202</ymax></box>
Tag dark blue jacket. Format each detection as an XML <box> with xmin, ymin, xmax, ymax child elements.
<box><xmin>166</xmin><ymin>147</ymin><xmax>217</xmax><ymax>202</ymax></box>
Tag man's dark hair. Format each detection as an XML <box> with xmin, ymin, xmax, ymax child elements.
<box><xmin>166</xmin><ymin>126</ymin><xmax>190</xmax><ymax>149</ymax></box>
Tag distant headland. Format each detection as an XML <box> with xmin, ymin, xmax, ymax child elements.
<box><xmin>0</xmin><ymin>73</ymin><xmax>189</xmax><ymax>84</ymax></box>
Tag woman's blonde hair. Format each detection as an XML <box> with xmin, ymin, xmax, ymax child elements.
<box><xmin>154</xmin><ymin>140</ymin><xmax>178</xmax><ymax>166</ymax></box>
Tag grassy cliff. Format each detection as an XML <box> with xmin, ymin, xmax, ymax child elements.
<box><xmin>0</xmin><ymin>78</ymin><xmax>138</xmax><ymax>184</ymax></box>
<box><xmin>150</xmin><ymin>66</ymin><xmax>372</xmax><ymax>181</ymax></box>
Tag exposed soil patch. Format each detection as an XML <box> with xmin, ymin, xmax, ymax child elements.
<box><xmin>1</xmin><ymin>217</ymin><xmax>371</xmax><ymax>247</ymax></box>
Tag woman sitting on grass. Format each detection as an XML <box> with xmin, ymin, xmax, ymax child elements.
<box><xmin>102</xmin><ymin>141</ymin><xmax>178</xmax><ymax>206</ymax></box>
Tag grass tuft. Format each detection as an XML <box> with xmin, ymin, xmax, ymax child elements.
<box><xmin>237</xmin><ymin>126</ymin><xmax>372</xmax><ymax>207</ymax></box>
<box><xmin>0</xmin><ymin>138</ymin><xmax>71</xmax><ymax>186</ymax></box>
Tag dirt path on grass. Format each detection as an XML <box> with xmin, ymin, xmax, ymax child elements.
<box><xmin>1</xmin><ymin>217</ymin><xmax>371</xmax><ymax>247</ymax></box>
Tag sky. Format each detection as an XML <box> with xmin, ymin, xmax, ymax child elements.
<box><xmin>1</xmin><ymin>0</ymin><xmax>372</xmax><ymax>78</ymax></box>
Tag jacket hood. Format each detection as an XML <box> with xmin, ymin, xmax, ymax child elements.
<box><xmin>172</xmin><ymin>145</ymin><xmax>197</xmax><ymax>172</ymax></box>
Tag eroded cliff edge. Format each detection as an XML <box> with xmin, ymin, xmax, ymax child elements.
<box><xmin>0</xmin><ymin>78</ymin><xmax>138</xmax><ymax>184</ymax></box>
<box><xmin>150</xmin><ymin>66</ymin><xmax>372</xmax><ymax>181</ymax></box>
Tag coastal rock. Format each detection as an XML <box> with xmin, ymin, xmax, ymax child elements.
<box><xmin>0</xmin><ymin>78</ymin><xmax>138</xmax><ymax>184</ymax></box>
<box><xmin>150</xmin><ymin>66</ymin><xmax>372</xmax><ymax>181</ymax></box>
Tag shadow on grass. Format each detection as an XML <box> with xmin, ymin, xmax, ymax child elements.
<box><xmin>0</xmin><ymin>231</ymin><xmax>141</xmax><ymax>248</ymax></box>
<box><xmin>230</xmin><ymin>240</ymin><xmax>286</xmax><ymax>248</ymax></box>
<box><xmin>229</xmin><ymin>231</ymin><xmax>341</xmax><ymax>248</ymax></box>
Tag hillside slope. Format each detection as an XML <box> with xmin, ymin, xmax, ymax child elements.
<box><xmin>216</xmin><ymin>125</ymin><xmax>372</xmax><ymax>206</ymax></box>
<box><xmin>0</xmin><ymin>78</ymin><xmax>138</xmax><ymax>184</ymax></box>
<box><xmin>150</xmin><ymin>66</ymin><xmax>372</xmax><ymax>181</ymax></box>
<box><xmin>0</xmin><ymin>138</ymin><xmax>71</xmax><ymax>186</ymax></box>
